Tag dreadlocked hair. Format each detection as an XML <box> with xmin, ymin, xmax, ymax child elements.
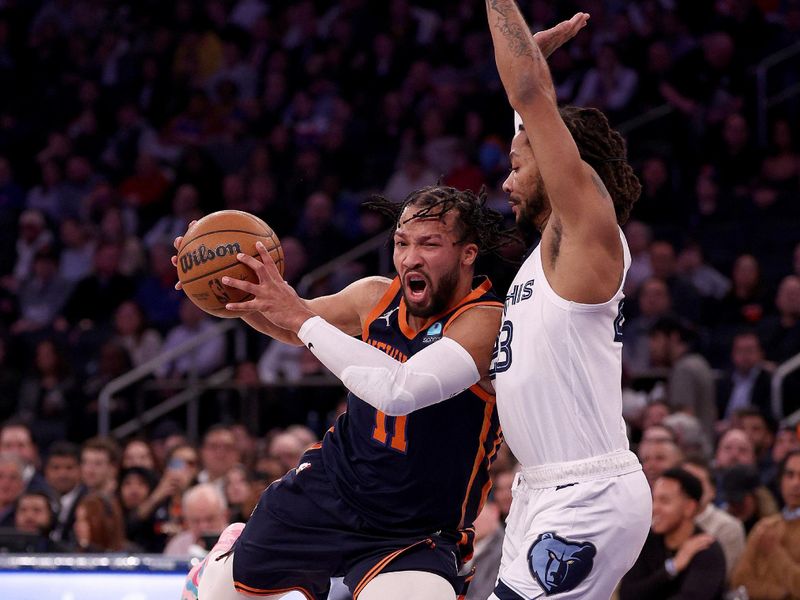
<box><xmin>558</xmin><ymin>105</ymin><xmax>642</xmax><ymax>225</ymax></box>
<box><xmin>364</xmin><ymin>184</ymin><xmax>519</xmax><ymax>256</ymax></box>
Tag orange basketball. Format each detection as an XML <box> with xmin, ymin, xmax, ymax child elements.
<box><xmin>177</xmin><ymin>210</ymin><xmax>284</xmax><ymax>318</ymax></box>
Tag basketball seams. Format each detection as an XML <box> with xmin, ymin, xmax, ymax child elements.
<box><xmin>179</xmin><ymin>229</ymin><xmax>279</xmax><ymax>254</ymax></box>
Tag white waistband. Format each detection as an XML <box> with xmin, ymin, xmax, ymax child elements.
<box><xmin>517</xmin><ymin>450</ymin><xmax>642</xmax><ymax>489</ymax></box>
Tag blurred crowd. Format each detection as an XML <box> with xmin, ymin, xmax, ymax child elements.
<box><xmin>0</xmin><ymin>0</ymin><xmax>799</xmax><ymax>599</ymax></box>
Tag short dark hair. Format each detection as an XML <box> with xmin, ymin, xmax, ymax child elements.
<box><xmin>46</xmin><ymin>441</ymin><xmax>80</xmax><ymax>463</ymax></box>
<box><xmin>82</xmin><ymin>436</ymin><xmax>121</xmax><ymax>467</ymax></box>
<box><xmin>660</xmin><ymin>467</ymin><xmax>703</xmax><ymax>503</ymax></box>
<box><xmin>649</xmin><ymin>315</ymin><xmax>697</xmax><ymax>344</ymax></box>
<box><xmin>779</xmin><ymin>449</ymin><xmax>800</xmax><ymax>482</ymax></box>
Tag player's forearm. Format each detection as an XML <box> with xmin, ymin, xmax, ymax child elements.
<box><xmin>485</xmin><ymin>0</ymin><xmax>556</xmax><ymax>107</ymax></box>
<box><xmin>241</xmin><ymin>312</ymin><xmax>303</xmax><ymax>346</ymax></box>
<box><xmin>298</xmin><ymin>316</ymin><xmax>480</xmax><ymax>415</ymax></box>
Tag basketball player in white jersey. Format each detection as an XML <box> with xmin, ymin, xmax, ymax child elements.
<box><xmin>485</xmin><ymin>4</ymin><xmax>652</xmax><ymax>599</ymax></box>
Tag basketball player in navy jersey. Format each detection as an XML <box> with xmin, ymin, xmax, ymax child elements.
<box><xmin>485</xmin><ymin>4</ymin><xmax>652</xmax><ymax>599</ymax></box>
<box><xmin>176</xmin><ymin>185</ymin><xmax>506</xmax><ymax>600</ymax></box>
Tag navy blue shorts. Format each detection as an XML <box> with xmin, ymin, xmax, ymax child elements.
<box><xmin>231</xmin><ymin>449</ymin><xmax>469</xmax><ymax>599</ymax></box>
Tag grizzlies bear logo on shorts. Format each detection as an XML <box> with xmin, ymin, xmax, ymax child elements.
<box><xmin>528</xmin><ymin>532</ymin><xmax>596</xmax><ymax>595</ymax></box>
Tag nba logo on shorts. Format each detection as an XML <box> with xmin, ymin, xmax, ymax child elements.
<box><xmin>528</xmin><ymin>532</ymin><xmax>596</xmax><ymax>595</ymax></box>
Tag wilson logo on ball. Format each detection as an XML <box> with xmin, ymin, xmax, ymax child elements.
<box><xmin>180</xmin><ymin>243</ymin><xmax>242</xmax><ymax>274</ymax></box>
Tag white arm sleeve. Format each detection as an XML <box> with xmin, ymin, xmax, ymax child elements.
<box><xmin>297</xmin><ymin>316</ymin><xmax>480</xmax><ymax>416</ymax></box>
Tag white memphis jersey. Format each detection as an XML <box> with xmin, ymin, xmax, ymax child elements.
<box><xmin>492</xmin><ymin>230</ymin><xmax>631</xmax><ymax>467</ymax></box>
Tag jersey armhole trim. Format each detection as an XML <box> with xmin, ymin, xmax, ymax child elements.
<box><xmin>442</xmin><ymin>301</ymin><xmax>504</xmax><ymax>334</ymax></box>
<box><xmin>361</xmin><ymin>278</ymin><xmax>401</xmax><ymax>341</ymax></box>
<box><xmin>536</xmin><ymin>228</ymin><xmax>631</xmax><ymax>312</ymax></box>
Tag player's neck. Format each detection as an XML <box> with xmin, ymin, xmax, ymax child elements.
<box><xmin>664</xmin><ymin>520</ymin><xmax>695</xmax><ymax>550</ymax></box>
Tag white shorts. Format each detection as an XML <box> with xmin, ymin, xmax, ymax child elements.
<box><xmin>491</xmin><ymin>451</ymin><xmax>651</xmax><ymax>600</ymax></box>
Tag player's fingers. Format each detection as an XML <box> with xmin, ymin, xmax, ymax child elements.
<box><xmin>173</xmin><ymin>236</ymin><xmax>183</xmax><ymax>251</ymax></box>
<box><xmin>254</xmin><ymin>241</ymin><xmax>281</xmax><ymax>279</ymax></box>
<box><xmin>220</xmin><ymin>276</ymin><xmax>259</xmax><ymax>295</ymax></box>
<box><xmin>235</xmin><ymin>252</ymin><xmax>270</xmax><ymax>282</ymax></box>
<box><xmin>224</xmin><ymin>300</ymin><xmax>260</xmax><ymax>312</ymax></box>
<box><xmin>174</xmin><ymin>281</ymin><xmax>183</xmax><ymax>291</ymax></box>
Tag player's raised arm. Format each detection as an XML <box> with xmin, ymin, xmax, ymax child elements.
<box><xmin>487</xmin><ymin>4</ymin><xmax>611</xmax><ymax>227</ymax></box>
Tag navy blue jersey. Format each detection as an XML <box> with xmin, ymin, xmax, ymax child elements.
<box><xmin>321</xmin><ymin>276</ymin><xmax>503</xmax><ymax>537</ymax></box>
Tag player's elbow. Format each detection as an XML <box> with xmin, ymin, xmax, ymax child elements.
<box><xmin>507</xmin><ymin>76</ymin><xmax>552</xmax><ymax>111</ymax></box>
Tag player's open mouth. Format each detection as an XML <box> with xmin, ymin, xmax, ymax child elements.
<box><xmin>405</xmin><ymin>273</ymin><xmax>428</xmax><ymax>302</ymax></box>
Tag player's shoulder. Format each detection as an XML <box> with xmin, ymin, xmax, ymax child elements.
<box><xmin>354</xmin><ymin>276</ymin><xmax>394</xmax><ymax>301</ymax></box>
<box><xmin>444</xmin><ymin>300</ymin><xmax>503</xmax><ymax>337</ymax></box>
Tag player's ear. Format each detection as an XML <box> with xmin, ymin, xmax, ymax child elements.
<box><xmin>462</xmin><ymin>242</ymin><xmax>478</xmax><ymax>266</ymax></box>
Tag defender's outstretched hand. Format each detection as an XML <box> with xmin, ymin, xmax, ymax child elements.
<box><xmin>533</xmin><ymin>12</ymin><xmax>590</xmax><ymax>58</ymax></box>
<box><xmin>222</xmin><ymin>241</ymin><xmax>315</xmax><ymax>333</ymax></box>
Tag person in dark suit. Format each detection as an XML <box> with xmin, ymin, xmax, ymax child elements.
<box><xmin>43</xmin><ymin>441</ymin><xmax>86</xmax><ymax>544</ymax></box>
<box><xmin>717</xmin><ymin>331</ymin><xmax>772</xmax><ymax>421</ymax></box>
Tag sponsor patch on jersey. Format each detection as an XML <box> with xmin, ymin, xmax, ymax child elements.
<box><xmin>422</xmin><ymin>321</ymin><xmax>443</xmax><ymax>344</ymax></box>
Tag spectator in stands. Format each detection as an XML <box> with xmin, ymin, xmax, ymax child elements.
<box><xmin>163</xmin><ymin>483</ymin><xmax>228</xmax><ymax>557</ymax></box>
<box><xmin>0</xmin><ymin>338</ymin><xmax>19</xmax><ymax>422</ymax></box>
<box><xmin>573</xmin><ymin>43</ymin><xmax>638</xmax><ymax>117</ymax></box>
<box><xmin>16</xmin><ymin>341</ymin><xmax>76</xmax><ymax>448</ymax></box>
<box><xmin>717</xmin><ymin>332</ymin><xmax>773</xmax><ymax>421</ymax></box>
<box><xmin>13</xmin><ymin>490</ymin><xmax>50</xmax><ymax>536</ymax></box>
<box><xmin>98</xmin><ymin>207</ymin><xmax>146</xmax><ymax>278</ymax></box>
<box><xmin>157</xmin><ymin>299</ymin><xmax>225</xmax><ymax>379</ymax></box>
<box><xmin>718</xmin><ymin>254</ymin><xmax>771</xmax><ymax>327</ymax></box>
<box><xmin>293</xmin><ymin>191</ymin><xmax>348</xmax><ymax>271</ymax></box>
<box><xmin>73</xmin><ymin>492</ymin><xmax>127</xmax><ymax>552</ymax></box>
<box><xmin>198</xmin><ymin>425</ymin><xmax>239</xmax><ymax>488</ymax></box>
<box><xmin>464</xmin><ymin>495</ymin><xmax>504</xmax><ymax>600</ymax></box>
<box><xmin>767</xmin><ymin>426</ymin><xmax>800</xmax><ymax>499</ymax></box>
<box><xmin>0</xmin><ymin>452</ymin><xmax>24</xmax><ymax>527</ymax></box>
<box><xmin>719</xmin><ymin>464</ymin><xmax>779</xmax><ymax>534</ymax></box>
<box><xmin>731</xmin><ymin>450</ymin><xmax>800</xmax><ymax>599</ymax></box>
<box><xmin>113</xmin><ymin>301</ymin><xmax>163</xmax><ymax>368</ymax></box>
<box><xmin>732</xmin><ymin>409</ymin><xmax>776</xmax><ymax>483</ymax></box>
<box><xmin>267</xmin><ymin>430</ymin><xmax>304</xmax><ymax>474</ymax></box>
<box><xmin>80</xmin><ymin>436</ymin><xmax>120</xmax><ymax>497</ymax></box>
<box><xmin>650</xmin><ymin>241</ymin><xmax>702</xmax><ymax>323</ymax></box>
<box><xmin>639</xmin><ymin>438</ymin><xmax>683</xmax><ymax>489</ymax></box>
<box><xmin>758</xmin><ymin>274</ymin><xmax>800</xmax><ymax>364</ymax></box>
<box><xmin>663</xmin><ymin>412</ymin><xmax>712</xmax><ymax>460</ymax></box>
<box><xmin>620</xmin><ymin>468</ymin><xmax>726</xmax><ymax>600</ymax></box>
<box><xmin>44</xmin><ymin>441</ymin><xmax>84</xmax><ymax>544</ymax></box>
<box><xmin>649</xmin><ymin>316</ymin><xmax>717</xmax><ymax>441</ymax></box>
<box><xmin>11</xmin><ymin>209</ymin><xmax>53</xmax><ymax>284</ymax></box>
<box><xmin>143</xmin><ymin>184</ymin><xmax>202</xmax><ymax>249</ymax></box>
<box><xmin>682</xmin><ymin>459</ymin><xmax>746</xmax><ymax>579</ymax></box>
<box><xmin>25</xmin><ymin>160</ymin><xmax>64</xmax><ymax>222</ymax></box>
<box><xmin>676</xmin><ymin>242</ymin><xmax>730</xmax><ymax>304</ymax></box>
<box><xmin>57</xmin><ymin>218</ymin><xmax>94</xmax><ymax>283</ymax></box>
<box><xmin>715</xmin><ymin>428</ymin><xmax>757</xmax><ymax>470</ymax></box>
<box><xmin>641</xmin><ymin>401</ymin><xmax>672</xmax><ymax>433</ymax></box>
<box><xmin>12</xmin><ymin>247</ymin><xmax>72</xmax><ymax>336</ymax></box>
<box><xmin>130</xmin><ymin>443</ymin><xmax>199</xmax><ymax>551</ymax></box>
<box><xmin>0</xmin><ymin>420</ymin><xmax>49</xmax><ymax>494</ymax></box>
<box><xmin>118</xmin><ymin>466</ymin><xmax>163</xmax><ymax>552</ymax></box>
<box><xmin>61</xmin><ymin>241</ymin><xmax>136</xmax><ymax>328</ymax></box>
<box><xmin>135</xmin><ymin>243</ymin><xmax>183</xmax><ymax>332</ymax></box>
<box><xmin>121</xmin><ymin>438</ymin><xmax>157</xmax><ymax>472</ymax></box>
<box><xmin>383</xmin><ymin>151</ymin><xmax>437</xmax><ymax>204</ymax></box>
<box><xmin>224</xmin><ymin>464</ymin><xmax>257</xmax><ymax>523</ymax></box>
<box><xmin>623</xmin><ymin>277</ymin><xmax>672</xmax><ymax>373</ymax></box>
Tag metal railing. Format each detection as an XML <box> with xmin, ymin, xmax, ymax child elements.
<box><xmin>756</xmin><ymin>39</ymin><xmax>800</xmax><ymax>145</ymax></box>
<box><xmin>772</xmin><ymin>351</ymin><xmax>800</xmax><ymax>424</ymax></box>
<box><xmin>97</xmin><ymin>320</ymin><xmax>237</xmax><ymax>436</ymax></box>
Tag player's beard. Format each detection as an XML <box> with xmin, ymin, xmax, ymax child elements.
<box><xmin>514</xmin><ymin>173</ymin><xmax>549</xmax><ymax>243</ymax></box>
<box><xmin>403</xmin><ymin>265</ymin><xmax>460</xmax><ymax>318</ymax></box>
